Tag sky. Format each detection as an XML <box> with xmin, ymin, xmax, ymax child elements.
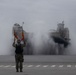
<box><xmin>0</xmin><ymin>0</ymin><xmax>76</xmax><ymax>55</ymax></box>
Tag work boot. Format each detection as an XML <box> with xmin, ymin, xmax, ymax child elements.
<box><xmin>16</xmin><ymin>69</ymin><xmax>19</xmax><ymax>72</ymax></box>
<box><xmin>20</xmin><ymin>69</ymin><xmax>23</xmax><ymax>72</ymax></box>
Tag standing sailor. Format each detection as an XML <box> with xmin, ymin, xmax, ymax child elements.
<box><xmin>13</xmin><ymin>39</ymin><xmax>25</xmax><ymax>72</ymax></box>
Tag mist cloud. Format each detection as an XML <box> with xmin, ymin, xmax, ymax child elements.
<box><xmin>0</xmin><ymin>0</ymin><xmax>76</xmax><ymax>55</ymax></box>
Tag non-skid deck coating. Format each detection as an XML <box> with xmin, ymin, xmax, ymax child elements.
<box><xmin>0</xmin><ymin>55</ymin><xmax>76</xmax><ymax>63</ymax></box>
<box><xmin>0</xmin><ymin>55</ymin><xmax>76</xmax><ymax>75</ymax></box>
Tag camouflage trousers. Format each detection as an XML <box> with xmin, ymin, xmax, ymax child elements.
<box><xmin>15</xmin><ymin>54</ymin><xmax>24</xmax><ymax>71</ymax></box>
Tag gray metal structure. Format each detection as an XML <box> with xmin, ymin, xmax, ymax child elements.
<box><xmin>49</xmin><ymin>21</ymin><xmax>70</xmax><ymax>54</ymax></box>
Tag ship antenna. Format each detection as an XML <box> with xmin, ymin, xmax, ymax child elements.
<box><xmin>22</xmin><ymin>22</ymin><xmax>24</xmax><ymax>30</ymax></box>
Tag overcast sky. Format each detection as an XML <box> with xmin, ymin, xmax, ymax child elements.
<box><xmin>0</xmin><ymin>0</ymin><xmax>76</xmax><ymax>55</ymax></box>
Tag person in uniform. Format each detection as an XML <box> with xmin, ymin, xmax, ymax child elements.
<box><xmin>13</xmin><ymin>39</ymin><xmax>25</xmax><ymax>72</ymax></box>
